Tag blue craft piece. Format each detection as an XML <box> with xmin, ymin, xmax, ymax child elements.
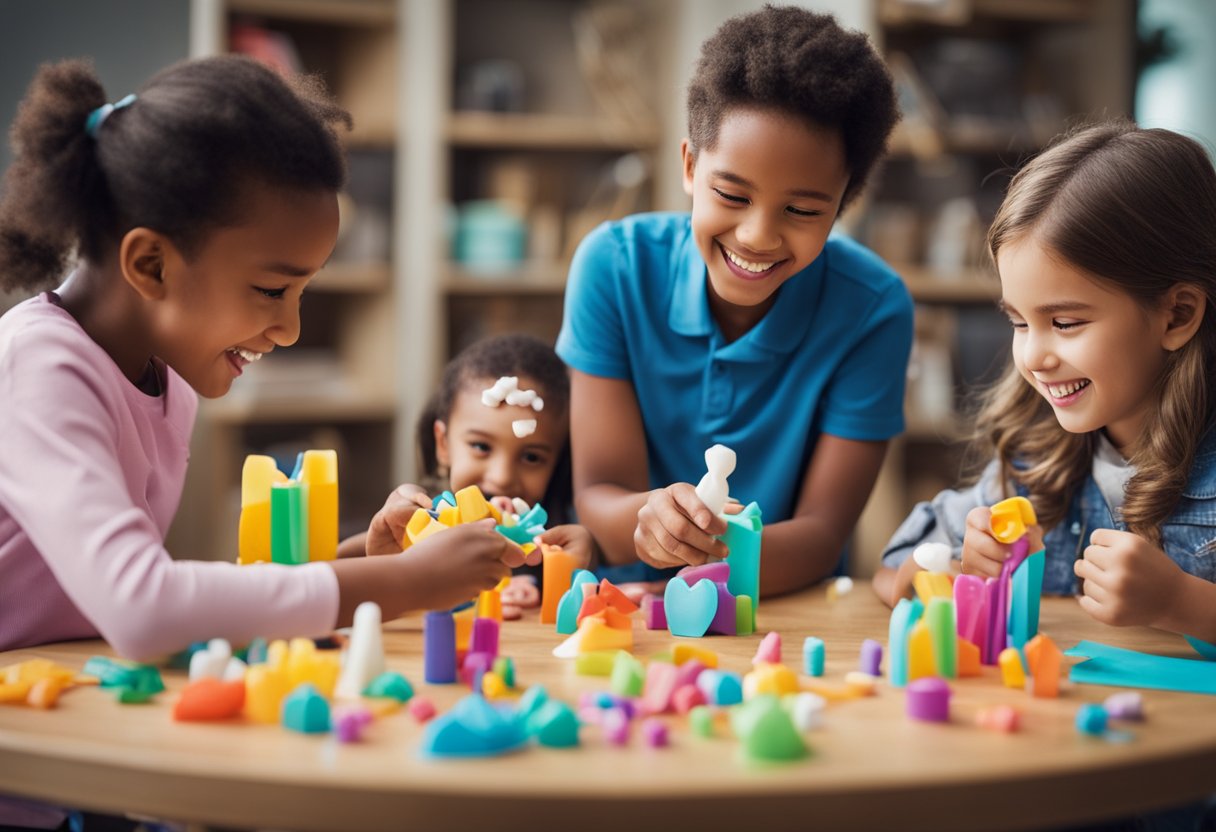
<box><xmin>1066</xmin><ymin>641</ymin><xmax>1216</xmax><ymax>695</ymax></box>
<box><xmin>433</xmin><ymin>491</ymin><xmax>457</xmax><ymax>510</ymax></box>
<box><xmin>1075</xmin><ymin>703</ymin><xmax>1108</xmax><ymax>735</ymax></box>
<box><xmin>803</xmin><ymin>636</ymin><xmax>825</xmax><ymax>678</ymax></box>
<box><xmin>664</xmin><ymin>577</ymin><xmax>719</xmax><ymax>638</ymax></box>
<box><xmin>420</xmin><ymin>694</ymin><xmax>528</xmax><ymax>757</ymax></box>
<box><xmin>289</xmin><ymin>451</ymin><xmax>304</xmax><ymax>480</ymax></box>
<box><xmin>83</xmin><ymin>656</ymin><xmax>139</xmax><ymax>689</ymax></box>
<box><xmin>1185</xmin><ymin>635</ymin><xmax>1216</xmax><ymax>661</ymax></box>
<box><xmin>1009</xmin><ymin>549</ymin><xmax>1045</xmax><ymax>651</ymax></box>
<box><xmin>723</xmin><ymin>503</ymin><xmax>762</xmax><ymax>630</ymax></box>
<box><xmin>555</xmin><ymin>570</ymin><xmax>598</xmax><ymax>634</ymax></box>
<box><xmin>696</xmin><ymin>669</ymin><xmax>743</xmax><ymax>706</ymax></box>
<box><xmin>526</xmin><ymin>699</ymin><xmax>580</xmax><ymax>748</ymax></box>
<box><xmin>281</xmin><ymin>684</ymin><xmax>331</xmax><ymax>733</ymax></box>
<box><xmin>887</xmin><ymin>596</ymin><xmax>924</xmax><ymax>688</ymax></box>
<box><xmin>363</xmin><ymin>671</ymin><xmax>413</xmax><ymax>702</ymax></box>
<box><xmin>244</xmin><ymin>637</ymin><xmax>269</xmax><ymax>665</ymax></box>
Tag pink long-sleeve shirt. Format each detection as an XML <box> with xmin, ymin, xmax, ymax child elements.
<box><xmin>0</xmin><ymin>293</ymin><xmax>340</xmax><ymax>660</ymax></box>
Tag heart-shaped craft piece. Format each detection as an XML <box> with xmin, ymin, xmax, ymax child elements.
<box><xmin>664</xmin><ymin>577</ymin><xmax>718</xmax><ymax>638</ymax></box>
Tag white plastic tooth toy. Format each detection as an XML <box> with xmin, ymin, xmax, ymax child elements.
<box><xmin>694</xmin><ymin>444</ymin><xmax>736</xmax><ymax>516</ymax></box>
<box><xmin>335</xmin><ymin>601</ymin><xmax>386</xmax><ymax>700</ymax></box>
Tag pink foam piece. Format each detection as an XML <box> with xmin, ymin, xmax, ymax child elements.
<box><xmin>678</xmin><ymin>561</ymin><xmax>730</xmax><ymax>585</ymax></box>
<box><xmin>408</xmin><ymin>696</ymin><xmax>436</xmax><ymax>723</ymax></box>
<box><xmin>642</xmin><ymin>661</ymin><xmax>679</xmax><ymax>715</ymax></box>
<box><xmin>641</xmin><ymin>718</ymin><xmax>669</xmax><ymax>748</ymax></box>
<box><xmin>906</xmin><ymin>677</ymin><xmax>951</xmax><ymax>722</ymax></box>
<box><xmin>673</xmin><ymin>659</ymin><xmax>707</xmax><ymax>690</ymax></box>
<box><xmin>603</xmin><ymin>707</ymin><xmax>630</xmax><ymax>745</ymax></box>
<box><xmin>753</xmin><ymin>631</ymin><xmax>782</xmax><ymax>665</ymax></box>
<box><xmin>953</xmin><ymin>573</ymin><xmax>987</xmax><ymax>646</ymax></box>
<box><xmin>460</xmin><ymin>651</ymin><xmax>494</xmax><ymax>687</ymax></box>
<box><xmin>641</xmin><ymin>595</ymin><xmax>667</xmax><ymax>630</ymax></box>
<box><xmin>671</xmin><ymin>684</ymin><xmax>706</xmax><ymax>715</ymax></box>
<box><xmin>707</xmin><ymin>582</ymin><xmax>737</xmax><ymax>635</ymax></box>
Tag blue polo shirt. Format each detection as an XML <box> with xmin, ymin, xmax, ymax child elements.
<box><xmin>557</xmin><ymin>212</ymin><xmax>913</xmax><ymax>577</ymax></box>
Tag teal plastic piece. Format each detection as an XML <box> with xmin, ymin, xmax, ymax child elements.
<box><xmin>497</xmin><ymin>502</ymin><xmax>550</xmax><ymax>543</ymax></box>
<box><xmin>289</xmin><ymin>451</ymin><xmax>304</xmax><ymax>480</ymax></box>
<box><xmin>663</xmin><ymin>577</ymin><xmax>718</xmax><ymax>638</ymax></box>
<box><xmin>517</xmin><ymin>685</ymin><xmax>549</xmax><ymax>724</ymax></box>
<box><xmin>492</xmin><ymin>656</ymin><xmax>515</xmax><ymax>689</ymax></box>
<box><xmin>1185</xmin><ymin>635</ymin><xmax>1216</xmax><ymax>661</ymax></box>
<box><xmin>1066</xmin><ymin>641</ymin><xmax>1216</xmax><ymax>695</ymax></box>
<box><xmin>83</xmin><ymin>656</ymin><xmax>161</xmax><ymax>693</ymax></box>
<box><xmin>270</xmin><ymin>480</ymin><xmax>309</xmax><ymax>565</ymax></box>
<box><xmin>363</xmin><ymin>671</ymin><xmax>413</xmax><ymax>702</ymax></box>
<box><xmin>433</xmin><ymin>491</ymin><xmax>456</xmax><ymax>511</ymax></box>
<box><xmin>496</xmin><ymin>522</ymin><xmax>534</xmax><ymax>545</ymax></box>
<box><xmin>281</xmin><ymin>683</ymin><xmax>331</xmax><ymax>733</ymax></box>
<box><xmin>730</xmin><ymin>695</ymin><xmax>807</xmax><ymax>763</ymax></box>
<box><xmin>1009</xmin><ymin>549</ymin><xmax>1045</xmax><ymax>651</ymax></box>
<box><xmin>802</xmin><ymin>637</ymin><xmax>825</xmax><ymax>677</ymax></box>
<box><xmin>244</xmin><ymin>637</ymin><xmax>269</xmax><ymax>665</ymax></box>
<box><xmin>114</xmin><ymin>687</ymin><xmax>155</xmax><ymax>704</ymax></box>
<box><xmin>926</xmin><ymin>597</ymin><xmax>957</xmax><ymax>679</ymax></box>
<box><xmin>1075</xmin><ymin>703</ymin><xmax>1108</xmax><ymax>735</ymax></box>
<box><xmin>165</xmin><ymin>642</ymin><xmax>208</xmax><ymax>670</ymax></box>
<box><xmin>610</xmin><ymin>651</ymin><xmax>645</xmax><ymax>697</ymax></box>
<box><xmin>887</xmin><ymin>597</ymin><xmax>924</xmax><ymax>688</ymax></box>
<box><xmin>698</xmin><ymin>670</ymin><xmax>742</xmax><ymax>706</ymax></box>
<box><xmin>723</xmin><ymin>502</ymin><xmax>762</xmax><ymax>630</ymax></box>
<box><xmin>555</xmin><ymin>570</ymin><xmax>598</xmax><ymax>634</ymax></box>
<box><xmin>420</xmin><ymin>694</ymin><xmax>528</xmax><ymax>758</ymax></box>
<box><xmin>525</xmin><ymin>700</ymin><xmax>580</xmax><ymax>748</ymax></box>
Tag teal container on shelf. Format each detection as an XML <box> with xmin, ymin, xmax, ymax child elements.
<box><xmin>454</xmin><ymin>200</ymin><xmax>527</xmax><ymax>272</ymax></box>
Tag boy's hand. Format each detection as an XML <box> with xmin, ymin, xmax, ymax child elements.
<box><xmin>401</xmin><ymin>519</ymin><xmax>519</xmax><ymax>610</ymax></box>
<box><xmin>535</xmin><ymin>524</ymin><xmax>594</xmax><ymax>570</ymax></box>
<box><xmin>634</xmin><ymin>483</ymin><xmax>729</xmax><ymax>569</ymax></box>
<box><xmin>366</xmin><ymin>484</ymin><xmax>432</xmax><ymax>555</ymax></box>
<box><xmin>1075</xmin><ymin>529</ymin><xmax>1184</xmax><ymax>627</ymax></box>
<box><xmin>960</xmin><ymin>507</ymin><xmax>1044</xmax><ymax>580</ymax></box>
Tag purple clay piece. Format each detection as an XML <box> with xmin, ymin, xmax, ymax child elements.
<box><xmin>707</xmin><ymin>582</ymin><xmax>737</xmax><ymax>635</ymax></box>
<box><xmin>860</xmin><ymin>638</ymin><xmax>884</xmax><ymax>677</ymax></box>
<box><xmin>641</xmin><ymin>718</ymin><xmax>669</xmax><ymax>748</ymax></box>
<box><xmin>1104</xmin><ymin>691</ymin><xmax>1145</xmax><ymax>721</ymax></box>
<box><xmin>333</xmin><ymin>706</ymin><xmax>371</xmax><ymax>743</ymax></box>
<box><xmin>642</xmin><ymin>594</ymin><xmax>667</xmax><ymax>630</ymax></box>
<box><xmin>906</xmin><ymin>677</ymin><xmax>951</xmax><ymax>722</ymax></box>
<box><xmin>602</xmin><ymin>707</ymin><xmax>630</xmax><ymax>745</ymax></box>
<box><xmin>469</xmin><ymin>617</ymin><xmax>500</xmax><ymax>658</ymax></box>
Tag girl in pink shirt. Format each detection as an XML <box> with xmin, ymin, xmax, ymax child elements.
<box><xmin>0</xmin><ymin>56</ymin><xmax>526</xmax><ymax>664</ymax></box>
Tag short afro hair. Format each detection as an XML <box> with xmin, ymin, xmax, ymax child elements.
<box><xmin>687</xmin><ymin>4</ymin><xmax>899</xmax><ymax>209</ymax></box>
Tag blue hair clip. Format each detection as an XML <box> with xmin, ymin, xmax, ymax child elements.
<box><xmin>84</xmin><ymin>93</ymin><xmax>136</xmax><ymax>138</ymax></box>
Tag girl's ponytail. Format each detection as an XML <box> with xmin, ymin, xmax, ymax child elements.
<box><xmin>0</xmin><ymin>60</ymin><xmax>112</xmax><ymax>292</ymax></box>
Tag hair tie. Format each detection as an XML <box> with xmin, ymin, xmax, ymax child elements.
<box><xmin>84</xmin><ymin>93</ymin><xmax>137</xmax><ymax>138</ymax></box>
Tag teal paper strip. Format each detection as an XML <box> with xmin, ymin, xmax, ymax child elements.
<box><xmin>1066</xmin><ymin>640</ymin><xmax>1216</xmax><ymax>695</ymax></box>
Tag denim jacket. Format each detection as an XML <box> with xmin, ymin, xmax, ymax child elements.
<box><xmin>881</xmin><ymin>431</ymin><xmax>1216</xmax><ymax>594</ymax></box>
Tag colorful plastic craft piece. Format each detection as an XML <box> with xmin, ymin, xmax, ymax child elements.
<box><xmin>906</xmin><ymin>676</ymin><xmax>950</xmax><ymax>723</ymax></box>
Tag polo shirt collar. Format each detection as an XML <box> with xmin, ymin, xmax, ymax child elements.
<box><xmin>668</xmin><ymin>225</ymin><xmax>828</xmax><ymax>357</ymax></box>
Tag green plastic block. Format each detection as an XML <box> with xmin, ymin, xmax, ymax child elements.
<box><xmin>526</xmin><ymin>699</ymin><xmax>580</xmax><ymax>748</ymax></box>
<box><xmin>927</xmin><ymin>597</ymin><xmax>957</xmax><ymax>679</ymax></box>
<box><xmin>271</xmin><ymin>480</ymin><xmax>309</xmax><ymax>565</ymax></box>
<box><xmin>492</xmin><ymin>656</ymin><xmax>515</xmax><ymax>688</ymax></box>
<box><xmin>610</xmin><ymin>651</ymin><xmax>645</xmax><ymax>697</ymax></box>
<box><xmin>689</xmin><ymin>705</ymin><xmax>715</xmax><ymax>738</ymax></box>
<box><xmin>363</xmin><ymin>671</ymin><xmax>413</xmax><ymax>702</ymax></box>
<box><xmin>573</xmin><ymin>651</ymin><xmax>616</xmax><ymax>676</ymax></box>
<box><xmin>114</xmin><ymin>687</ymin><xmax>155</xmax><ymax>704</ymax></box>
<box><xmin>735</xmin><ymin>594</ymin><xmax>754</xmax><ymax>636</ymax></box>
<box><xmin>730</xmin><ymin>695</ymin><xmax>808</xmax><ymax>763</ymax></box>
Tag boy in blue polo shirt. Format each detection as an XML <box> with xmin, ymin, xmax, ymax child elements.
<box><xmin>556</xmin><ymin>5</ymin><xmax>912</xmax><ymax>592</ymax></box>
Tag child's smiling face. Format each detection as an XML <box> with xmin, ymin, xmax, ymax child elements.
<box><xmin>682</xmin><ymin>106</ymin><xmax>848</xmax><ymax>335</ymax></box>
<box><xmin>997</xmin><ymin>236</ymin><xmax>1175</xmax><ymax>453</ymax></box>
<box><xmin>434</xmin><ymin>375</ymin><xmax>567</xmax><ymax>507</ymax></box>
<box><xmin>148</xmin><ymin>182</ymin><xmax>339</xmax><ymax>398</ymax></box>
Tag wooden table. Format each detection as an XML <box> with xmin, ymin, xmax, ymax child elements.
<box><xmin>1</xmin><ymin>583</ymin><xmax>1214</xmax><ymax>832</ymax></box>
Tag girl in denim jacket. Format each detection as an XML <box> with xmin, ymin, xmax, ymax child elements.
<box><xmin>875</xmin><ymin>122</ymin><xmax>1216</xmax><ymax>647</ymax></box>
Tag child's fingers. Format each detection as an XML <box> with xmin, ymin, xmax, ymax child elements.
<box><xmin>1080</xmin><ymin>542</ymin><xmax>1112</xmax><ymax>572</ymax></box>
<box><xmin>633</xmin><ymin>524</ymin><xmax>693</xmax><ymax>568</ymax></box>
<box><xmin>670</xmin><ymin>484</ymin><xmax>727</xmax><ymax>535</ymax></box>
<box><xmin>650</xmin><ymin>495</ymin><xmax>727</xmax><ymax>558</ymax></box>
<box><xmin>1076</xmin><ymin>593</ymin><xmax>1106</xmax><ymax>622</ymax></box>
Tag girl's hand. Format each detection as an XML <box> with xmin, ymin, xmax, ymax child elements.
<box><xmin>634</xmin><ymin>483</ymin><xmax>729</xmax><ymax>569</ymax></box>
<box><xmin>1075</xmin><ymin>529</ymin><xmax>1184</xmax><ymax>627</ymax></box>
<box><xmin>535</xmin><ymin>524</ymin><xmax>594</xmax><ymax>570</ymax></box>
<box><xmin>401</xmin><ymin>519</ymin><xmax>523</xmax><ymax>610</ymax></box>
<box><xmin>366</xmin><ymin>484</ymin><xmax>432</xmax><ymax>555</ymax></box>
<box><xmin>960</xmin><ymin>507</ymin><xmax>1044</xmax><ymax>580</ymax></box>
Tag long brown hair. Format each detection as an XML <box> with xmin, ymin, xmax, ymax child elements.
<box><xmin>973</xmin><ymin>121</ymin><xmax>1216</xmax><ymax>543</ymax></box>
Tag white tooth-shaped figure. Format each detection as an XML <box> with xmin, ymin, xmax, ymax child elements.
<box><xmin>694</xmin><ymin>444</ymin><xmax>736</xmax><ymax>517</ymax></box>
<box><xmin>189</xmin><ymin>638</ymin><xmax>232</xmax><ymax>681</ymax></box>
<box><xmin>335</xmin><ymin>601</ymin><xmax>386</xmax><ymax>700</ymax></box>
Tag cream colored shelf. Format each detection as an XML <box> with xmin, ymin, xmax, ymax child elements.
<box><xmin>446</xmin><ymin>112</ymin><xmax>659</xmax><ymax>152</ymax></box>
<box><xmin>879</xmin><ymin>0</ymin><xmax>1096</xmax><ymax>27</ymax></box>
<box><xmin>200</xmin><ymin>393</ymin><xmax>397</xmax><ymax>424</ymax></box>
<box><xmin>442</xmin><ymin>262</ymin><xmax>567</xmax><ymax>295</ymax></box>
<box><xmin>310</xmin><ymin>261</ymin><xmax>392</xmax><ymax>293</ymax></box>
<box><xmin>897</xmin><ymin>265</ymin><xmax>1001</xmax><ymax>304</ymax></box>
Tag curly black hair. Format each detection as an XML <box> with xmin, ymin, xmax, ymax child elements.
<box><xmin>417</xmin><ymin>333</ymin><xmax>572</xmax><ymax>514</ymax></box>
<box><xmin>687</xmin><ymin>4</ymin><xmax>899</xmax><ymax>209</ymax></box>
<box><xmin>0</xmin><ymin>55</ymin><xmax>351</xmax><ymax>292</ymax></box>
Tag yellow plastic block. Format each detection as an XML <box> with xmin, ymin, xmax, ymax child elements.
<box><xmin>673</xmin><ymin>644</ymin><xmax>719</xmax><ymax>669</ymax></box>
<box><xmin>0</xmin><ymin>682</ymin><xmax>32</xmax><ymax>702</ymax></box>
<box><xmin>908</xmin><ymin>621</ymin><xmax>935</xmax><ymax>681</ymax></box>
<box><xmin>487</xmin><ymin>501</ymin><xmax>503</xmax><ymax>524</ymax></box>
<box><xmin>482</xmin><ymin>671</ymin><xmax>508</xmax><ymax>699</ymax></box>
<box><xmin>285</xmin><ymin>638</ymin><xmax>339</xmax><ymax>697</ymax></box>
<box><xmin>743</xmin><ymin>663</ymin><xmax>799</xmax><ymax>699</ymax></box>
<box><xmin>478</xmin><ymin>589</ymin><xmax>503</xmax><ymax>621</ymax></box>
<box><xmin>575</xmin><ymin>618</ymin><xmax>633</xmax><ymax>653</ymax></box>
<box><xmin>454</xmin><ymin>606</ymin><xmax>475</xmax><ymax>654</ymax></box>
<box><xmin>438</xmin><ymin>504</ymin><xmax>460</xmax><ymax>527</ymax></box>
<box><xmin>800</xmin><ymin>678</ymin><xmax>863</xmax><ymax>702</ymax></box>
<box><xmin>244</xmin><ymin>665</ymin><xmax>289</xmax><ymax>724</ymax></box>
<box><xmin>999</xmin><ymin>647</ymin><xmax>1026</xmax><ymax>688</ymax></box>
<box><xmin>238</xmin><ymin>455</ymin><xmax>286</xmax><ymax>564</ymax></box>
<box><xmin>957</xmin><ymin>638</ymin><xmax>982</xmax><ymax>678</ymax></box>
<box><xmin>405</xmin><ymin>509</ymin><xmax>447</xmax><ymax>547</ymax></box>
<box><xmin>27</xmin><ymin>676</ymin><xmax>67</xmax><ymax>709</ymax></box>
<box><xmin>266</xmin><ymin>639</ymin><xmax>288</xmax><ymax>670</ymax></box>
<box><xmin>573</xmin><ymin>651</ymin><xmax>617</xmax><ymax>676</ymax></box>
<box><xmin>4</xmin><ymin>658</ymin><xmax>76</xmax><ymax>687</ymax></box>
<box><xmin>455</xmin><ymin>485</ymin><xmax>492</xmax><ymax>523</ymax></box>
<box><xmin>299</xmin><ymin>450</ymin><xmax>338</xmax><ymax>562</ymax></box>
<box><xmin>913</xmin><ymin>570</ymin><xmax>954</xmax><ymax>603</ymax></box>
<box><xmin>990</xmin><ymin>496</ymin><xmax>1037</xmax><ymax>544</ymax></box>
